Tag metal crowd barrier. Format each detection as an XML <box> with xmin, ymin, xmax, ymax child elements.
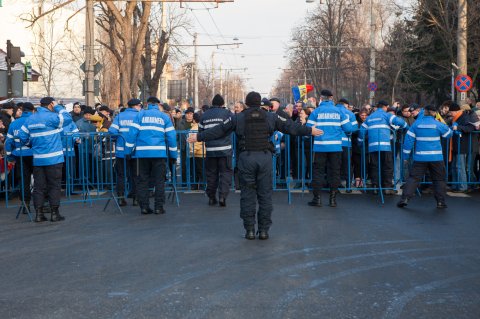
<box><xmin>1</xmin><ymin>129</ymin><xmax>479</xmax><ymax>218</ymax></box>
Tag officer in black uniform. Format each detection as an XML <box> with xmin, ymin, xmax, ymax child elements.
<box><xmin>199</xmin><ymin>94</ymin><xmax>233</xmax><ymax>206</ymax></box>
<box><xmin>188</xmin><ymin>91</ymin><xmax>322</xmax><ymax>240</ymax></box>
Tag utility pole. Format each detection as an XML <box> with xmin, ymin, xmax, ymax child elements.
<box><xmin>6</xmin><ymin>40</ymin><xmax>13</xmax><ymax>98</ymax></box>
<box><xmin>172</xmin><ymin>37</ymin><xmax>242</xmax><ymax>109</ymax></box>
<box><xmin>211</xmin><ymin>51</ymin><xmax>215</xmax><ymax>99</ymax></box>
<box><xmin>194</xmin><ymin>33</ymin><xmax>199</xmax><ymax>109</ymax></box>
<box><xmin>220</xmin><ymin>64</ymin><xmax>223</xmax><ymax>96</ymax></box>
<box><xmin>85</xmin><ymin>0</ymin><xmax>95</xmax><ymax>106</ymax></box>
<box><xmin>457</xmin><ymin>0</ymin><xmax>468</xmax><ymax>104</ymax></box>
<box><xmin>225</xmin><ymin>70</ymin><xmax>229</xmax><ymax>105</ymax></box>
<box><xmin>369</xmin><ymin>0</ymin><xmax>376</xmax><ymax>106</ymax></box>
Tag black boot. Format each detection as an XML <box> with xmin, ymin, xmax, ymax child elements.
<box><xmin>329</xmin><ymin>191</ymin><xmax>337</xmax><ymax>207</ymax></box>
<box><xmin>141</xmin><ymin>207</ymin><xmax>153</xmax><ymax>215</ymax></box>
<box><xmin>50</xmin><ymin>206</ymin><xmax>65</xmax><ymax>222</ymax></box>
<box><xmin>219</xmin><ymin>197</ymin><xmax>226</xmax><ymax>207</ymax></box>
<box><xmin>397</xmin><ymin>198</ymin><xmax>408</xmax><ymax>208</ymax></box>
<box><xmin>34</xmin><ymin>208</ymin><xmax>48</xmax><ymax>223</ymax></box>
<box><xmin>436</xmin><ymin>201</ymin><xmax>447</xmax><ymax>209</ymax></box>
<box><xmin>208</xmin><ymin>197</ymin><xmax>218</xmax><ymax>206</ymax></box>
<box><xmin>117</xmin><ymin>196</ymin><xmax>127</xmax><ymax>207</ymax></box>
<box><xmin>132</xmin><ymin>198</ymin><xmax>139</xmax><ymax>206</ymax></box>
<box><xmin>154</xmin><ymin>206</ymin><xmax>166</xmax><ymax>214</ymax></box>
<box><xmin>308</xmin><ymin>195</ymin><xmax>322</xmax><ymax>207</ymax></box>
<box><xmin>245</xmin><ymin>228</ymin><xmax>255</xmax><ymax>240</ymax></box>
<box><xmin>258</xmin><ymin>230</ymin><xmax>269</xmax><ymax>240</ymax></box>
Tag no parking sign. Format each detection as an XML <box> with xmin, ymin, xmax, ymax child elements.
<box><xmin>454</xmin><ymin>74</ymin><xmax>473</xmax><ymax>92</ymax></box>
<box><xmin>367</xmin><ymin>82</ymin><xmax>377</xmax><ymax>92</ymax></box>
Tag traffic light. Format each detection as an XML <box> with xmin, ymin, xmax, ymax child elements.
<box><xmin>7</xmin><ymin>40</ymin><xmax>23</xmax><ymax>64</ymax></box>
<box><xmin>24</xmin><ymin>61</ymin><xmax>32</xmax><ymax>81</ymax></box>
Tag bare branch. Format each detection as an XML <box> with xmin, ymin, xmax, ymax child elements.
<box><xmin>24</xmin><ymin>0</ymin><xmax>76</xmax><ymax>27</ymax></box>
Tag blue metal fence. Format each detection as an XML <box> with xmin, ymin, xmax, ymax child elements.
<box><xmin>1</xmin><ymin>129</ymin><xmax>479</xmax><ymax>219</ymax></box>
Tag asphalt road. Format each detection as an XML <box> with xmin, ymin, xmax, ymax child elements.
<box><xmin>1</xmin><ymin>191</ymin><xmax>479</xmax><ymax>319</ymax></box>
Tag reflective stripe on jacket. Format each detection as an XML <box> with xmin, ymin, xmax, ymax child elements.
<box><xmin>359</xmin><ymin>108</ymin><xmax>407</xmax><ymax>152</ymax></box>
<box><xmin>199</xmin><ymin>106</ymin><xmax>232</xmax><ymax>157</ymax></box>
<box><xmin>306</xmin><ymin>100</ymin><xmax>356</xmax><ymax>152</ymax></box>
<box><xmin>18</xmin><ymin>106</ymin><xmax>73</xmax><ymax>166</ymax></box>
<box><xmin>125</xmin><ymin>105</ymin><xmax>178</xmax><ymax>159</ymax></box>
<box><xmin>403</xmin><ymin>115</ymin><xmax>452</xmax><ymax>162</ymax></box>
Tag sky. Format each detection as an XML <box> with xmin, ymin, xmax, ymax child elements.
<box><xmin>0</xmin><ymin>0</ymin><xmax>413</xmax><ymax>99</ymax></box>
<box><xmin>184</xmin><ymin>0</ymin><xmax>312</xmax><ymax>96</ymax></box>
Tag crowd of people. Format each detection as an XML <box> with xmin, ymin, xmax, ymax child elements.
<box><xmin>1</xmin><ymin>92</ymin><xmax>479</xmax><ymax>239</ymax></box>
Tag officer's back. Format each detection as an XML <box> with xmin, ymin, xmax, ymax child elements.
<box><xmin>126</xmin><ymin>103</ymin><xmax>177</xmax><ymax>159</ymax></box>
<box><xmin>199</xmin><ymin>95</ymin><xmax>232</xmax><ymax>157</ymax></box>
<box><xmin>109</xmin><ymin>103</ymin><xmax>139</xmax><ymax>157</ymax></box>
<box><xmin>403</xmin><ymin>112</ymin><xmax>452</xmax><ymax>162</ymax></box>
<box><xmin>307</xmin><ymin>99</ymin><xmax>355</xmax><ymax>152</ymax></box>
<box><xmin>19</xmin><ymin>103</ymin><xmax>72</xmax><ymax>166</ymax></box>
<box><xmin>360</xmin><ymin>101</ymin><xmax>407</xmax><ymax>152</ymax></box>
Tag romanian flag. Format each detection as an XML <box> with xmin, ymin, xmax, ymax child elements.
<box><xmin>292</xmin><ymin>84</ymin><xmax>314</xmax><ymax>102</ymax></box>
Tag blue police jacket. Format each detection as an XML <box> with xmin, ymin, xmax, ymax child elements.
<box><xmin>5</xmin><ymin>112</ymin><xmax>34</xmax><ymax>158</ymax></box>
<box><xmin>18</xmin><ymin>106</ymin><xmax>73</xmax><ymax>166</ymax></box>
<box><xmin>61</xmin><ymin>120</ymin><xmax>79</xmax><ymax>157</ymax></box>
<box><xmin>199</xmin><ymin>106</ymin><xmax>233</xmax><ymax>157</ymax></box>
<box><xmin>358</xmin><ymin>108</ymin><xmax>407</xmax><ymax>152</ymax></box>
<box><xmin>336</xmin><ymin>103</ymin><xmax>358</xmax><ymax>147</ymax></box>
<box><xmin>125</xmin><ymin>104</ymin><xmax>177</xmax><ymax>159</ymax></box>
<box><xmin>403</xmin><ymin>115</ymin><xmax>452</xmax><ymax>162</ymax></box>
<box><xmin>306</xmin><ymin>100</ymin><xmax>356</xmax><ymax>152</ymax></box>
<box><xmin>272</xmin><ymin>131</ymin><xmax>284</xmax><ymax>154</ymax></box>
<box><xmin>108</xmin><ymin>108</ymin><xmax>139</xmax><ymax>158</ymax></box>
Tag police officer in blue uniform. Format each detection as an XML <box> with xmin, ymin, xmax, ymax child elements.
<box><xmin>5</xmin><ymin>102</ymin><xmax>35</xmax><ymax>213</ymax></box>
<box><xmin>397</xmin><ymin>104</ymin><xmax>453</xmax><ymax>208</ymax></box>
<box><xmin>307</xmin><ymin>90</ymin><xmax>357</xmax><ymax>208</ymax></box>
<box><xmin>336</xmin><ymin>98</ymin><xmax>358</xmax><ymax>187</ymax></box>
<box><xmin>199</xmin><ymin>94</ymin><xmax>233</xmax><ymax>206</ymax></box>
<box><xmin>188</xmin><ymin>91</ymin><xmax>323</xmax><ymax>240</ymax></box>
<box><xmin>109</xmin><ymin>98</ymin><xmax>142</xmax><ymax>206</ymax></box>
<box><xmin>18</xmin><ymin>97</ymin><xmax>73</xmax><ymax>222</ymax></box>
<box><xmin>358</xmin><ymin>100</ymin><xmax>408</xmax><ymax>194</ymax></box>
<box><xmin>125</xmin><ymin>96</ymin><xmax>177</xmax><ymax>215</ymax></box>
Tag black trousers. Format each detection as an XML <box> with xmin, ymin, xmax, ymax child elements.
<box><xmin>340</xmin><ymin>147</ymin><xmax>351</xmax><ymax>182</ymax></box>
<box><xmin>205</xmin><ymin>156</ymin><xmax>233</xmax><ymax>199</ymax></box>
<box><xmin>311</xmin><ymin>152</ymin><xmax>342</xmax><ymax>194</ymax></box>
<box><xmin>352</xmin><ymin>152</ymin><xmax>362</xmax><ymax>179</ymax></box>
<box><xmin>137</xmin><ymin>158</ymin><xmax>166</xmax><ymax>209</ymax></box>
<box><xmin>193</xmin><ymin>157</ymin><xmax>204</xmax><ymax>187</ymax></box>
<box><xmin>238</xmin><ymin>151</ymin><xmax>273</xmax><ymax>231</ymax></box>
<box><xmin>402</xmin><ymin>161</ymin><xmax>447</xmax><ymax>202</ymax></box>
<box><xmin>369</xmin><ymin>151</ymin><xmax>394</xmax><ymax>188</ymax></box>
<box><xmin>115</xmin><ymin>157</ymin><xmax>137</xmax><ymax>197</ymax></box>
<box><xmin>15</xmin><ymin>156</ymin><xmax>33</xmax><ymax>202</ymax></box>
<box><xmin>33</xmin><ymin>163</ymin><xmax>63</xmax><ymax>209</ymax></box>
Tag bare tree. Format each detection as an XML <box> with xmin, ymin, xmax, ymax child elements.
<box><xmin>96</xmin><ymin>1</ymin><xmax>152</xmax><ymax>103</ymax></box>
<box><xmin>31</xmin><ymin>10</ymin><xmax>68</xmax><ymax>96</ymax></box>
<box><xmin>140</xmin><ymin>4</ymin><xmax>193</xmax><ymax>99</ymax></box>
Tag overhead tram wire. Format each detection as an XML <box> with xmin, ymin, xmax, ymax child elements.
<box><xmin>203</xmin><ymin>3</ymin><xmax>236</xmax><ymax>69</ymax></box>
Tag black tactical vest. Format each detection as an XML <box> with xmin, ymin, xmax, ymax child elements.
<box><xmin>240</xmin><ymin>107</ymin><xmax>274</xmax><ymax>152</ymax></box>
